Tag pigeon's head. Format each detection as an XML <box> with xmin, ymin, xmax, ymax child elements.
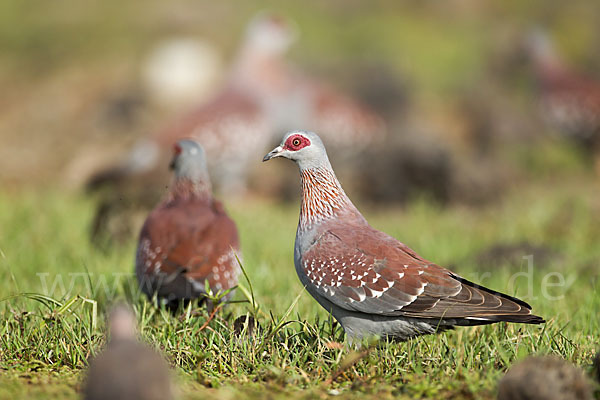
<box><xmin>245</xmin><ymin>12</ymin><xmax>297</xmax><ymax>55</ymax></box>
<box><xmin>108</xmin><ymin>304</ymin><xmax>137</xmax><ymax>342</ymax></box>
<box><xmin>263</xmin><ymin>131</ymin><xmax>330</xmax><ymax>170</ymax></box>
<box><xmin>522</xmin><ymin>27</ymin><xmax>557</xmax><ymax>64</ymax></box>
<box><xmin>169</xmin><ymin>139</ymin><xmax>209</xmax><ymax>181</ymax></box>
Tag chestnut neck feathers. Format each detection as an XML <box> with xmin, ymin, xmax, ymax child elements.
<box><xmin>167</xmin><ymin>178</ymin><xmax>212</xmax><ymax>203</ymax></box>
<box><xmin>167</xmin><ymin>141</ymin><xmax>212</xmax><ymax>202</ymax></box>
<box><xmin>298</xmin><ymin>166</ymin><xmax>362</xmax><ymax>231</ymax></box>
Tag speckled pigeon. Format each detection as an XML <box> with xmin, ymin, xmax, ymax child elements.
<box><xmin>136</xmin><ymin>140</ymin><xmax>240</xmax><ymax>310</ymax></box>
<box><xmin>263</xmin><ymin>130</ymin><xmax>544</xmax><ymax>341</ymax></box>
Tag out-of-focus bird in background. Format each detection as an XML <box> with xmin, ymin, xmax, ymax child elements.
<box><xmin>87</xmin><ymin>13</ymin><xmax>292</xmax><ymax>198</ymax></box>
<box><xmin>524</xmin><ymin>28</ymin><xmax>600</xmax><ymax>164</ymax></box>
<box><xmin>151</xmin><ymin>13</ymin><xmax>295</xmax><ymax>195</ymax></box>
<box><xmin>83</xmin><ymin>304</ymin><xmax>173</xmax><ymax>400</ymax></box>
<box><xmin>86</xmin><ymin>12</ymin><xmax>386</xmax><ymax>246</ymax></box>
<box><xmin>152</xmin><ymin>13</ymin><xmax>386</xmax><ymax>188</ymax></box>
<box><xmin>497</xmin><ymin>355</ymin><xmax>593</xmax><ymax>400</ymax></box>
<box><xmin>136</xmin><ymin>140</ymin><xmax>240</xmax><ymax>311</ymax></box>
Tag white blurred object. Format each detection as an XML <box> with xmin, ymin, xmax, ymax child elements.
<box><xmin>142</xmin><ymin>38</ymin><xmax>223</xmax><ymax>108</ymax></box>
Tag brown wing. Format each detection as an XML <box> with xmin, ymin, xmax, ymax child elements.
<box><xmin>136</xmin><ymin>198</ymin><xmax>240</xmax><ymax>295</ymax></box>
<box><xmin>301</xmin><ymin>222</ymin><xmax>543</xmax><ymax>323</ymax></box>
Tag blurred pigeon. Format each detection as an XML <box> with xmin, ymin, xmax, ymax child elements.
<box><xmin>525</xmin><ymin>28</ymin><xmax>600</xmax><ymax>151</ymax></box>
<box><xmin>88</xmin><ymin>12</ymin><xmax>385</xmax><ymax>196</ymax></box>
<box><xmin>136</xmin><ymin>140</ymin><xmax>240</xmax><ymax>311</ymax></box>
<box><xmin>84</xmin><ymin>304</ymin><xmax>173</xmax><ymax>400</ymax></box>
<box><xmin>497</xmin><ymin>355</ymin><xmax>592</xmax><ymax>400</ymax></box>
<box><xmin>87</xmin><ymin>13</ymin><xmax>293</xmax><ymax>198</ymax></box>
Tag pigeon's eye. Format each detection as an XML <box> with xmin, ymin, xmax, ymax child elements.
<box><xmin>285</xmin><ymin>134</ymin><xmax>310</xmax><ymax>150</ymax></box>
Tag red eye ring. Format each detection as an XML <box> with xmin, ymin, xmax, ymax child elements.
<box><xmin>284</xmin><ymin>134</ymin><xmax>310</xmax><ymax>151</ymax></box>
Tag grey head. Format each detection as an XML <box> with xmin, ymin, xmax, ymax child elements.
<box><xmin>244</xmin><ymin>12</ymin><xmax>297</xmax><ymax>56</ymax></box>
<box><xmin>263</xmin><ymin>130</ymin><xmax>332</xmax><ymax>171</ymax></box>
<box><xmin>524</xmin><ymin>27</ymin><xmax>558</xmax><ymax>64</ymax></box>
<box><xmin>169</xmin><ymin>139</ymin><xmax>210</xmax><ymax>183</ymax></box>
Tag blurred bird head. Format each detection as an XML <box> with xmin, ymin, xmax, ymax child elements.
<box><xmin>522</xmin><ymin>27</ymin><xmax>559</xmax><ymax>66</ymax></box>
<box><xmin>85</xmin><ymin>304</ymin><xmax>174</xmax><ymax>400</ymax></box>
<box><xmin>498</xmin><ymin>355</ymin><xmax>593</xmax><ymax>400</ymax></box>
<box><xmin>169</xmin><ymin>139</ymin><xmax>210</xmax><ymax>181</ymax></box>
<box><xmin>263</xmin><ymin>131</ymin><xmax>330</xmax><ymax>170</ymax></box>
<box><xmin>245</xmin><ymin>12</ymin><xmax>297</xmax><ymax>55</ymax></box>
<box><xmin>108</xmin><ymin>303</ymin><xmax>137</xmax><ymax>342</ymax></box>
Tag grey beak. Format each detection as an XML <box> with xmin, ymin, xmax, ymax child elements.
<box><xmin>263</xmin><ymin>146</ymin><xmax>283</xmax><ymax>162</ymax></box>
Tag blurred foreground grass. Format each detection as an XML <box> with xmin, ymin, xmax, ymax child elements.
<box><xmin>0</xmin><ymin>178</ymin><xmax>598</xmax><ymax>399</ymax></box>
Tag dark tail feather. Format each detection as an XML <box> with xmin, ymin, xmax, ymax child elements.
<box><xmin>450</xmin><ymin>273</ymin><xmax>545</xmax><ymax>325</ymax></box>
<box><xmin>456</xmin><ymin>314</ymin><xmax>545</xmax><ymax>326</ymax></box>
<box><xmin>450</xmin><ymin>273</ymin><xmax>534</xmax><ymax>309</ymax></box>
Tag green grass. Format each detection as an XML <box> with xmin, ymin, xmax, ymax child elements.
<box><xmin>0</xmin><ymin>179</ymin><xmax>599</xmax><ymax>399</ymax></box>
